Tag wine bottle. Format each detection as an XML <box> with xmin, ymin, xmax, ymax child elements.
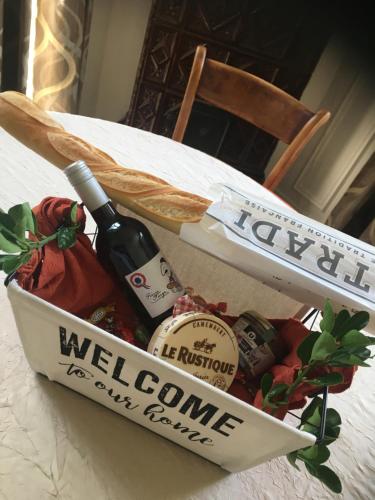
<box><xmin>64</xmin><ymin>160</ymin><xmax>184</xmax><ymax>331</ymax></box>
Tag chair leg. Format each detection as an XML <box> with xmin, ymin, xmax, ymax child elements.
<box><xmin>172</xmin><ymin>45</ymin><xmax>207</xmax><ymax>143</ymax></box>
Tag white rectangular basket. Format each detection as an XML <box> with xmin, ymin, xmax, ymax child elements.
<box><xmin>7</xmin><ymin>280</ymin><xmax>315</xmax><ymax>472</ymax></box>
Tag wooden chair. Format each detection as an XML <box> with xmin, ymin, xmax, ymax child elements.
<box><xmin>172</xmin><ymin>45</ymin><xmax>330</xmax><ymax>191</ymax></box>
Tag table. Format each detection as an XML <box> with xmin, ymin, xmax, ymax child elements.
<box><xmin>0</xmin><ymin>113</ymin><xmax>374</xmax><ymax>500</ymax></box>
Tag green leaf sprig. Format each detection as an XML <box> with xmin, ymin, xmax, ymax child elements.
<box><xmin>0</xmin><ymin>201</ymin><xmax>80</xmax><ymax>275</ymax></box>
<box><xmin>287</xmin><ymin>396</ymin><xmax>342</xmax><ymax>493</ymax></box>
<box><xmin>260</xmin><ymin>300</ymin><xmax>374</xmax><ymax>493</ymax></box>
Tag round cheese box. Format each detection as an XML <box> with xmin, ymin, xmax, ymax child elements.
<box><xmin>147</xmin><ymin>312</ymin><xmax>239</xmax><ymax>391</ymax></box>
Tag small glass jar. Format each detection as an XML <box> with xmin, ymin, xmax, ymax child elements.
<box><xmin>232</xmin><ymin>311</ymin><xmax>286</xmax><ymax>379</ymax></box>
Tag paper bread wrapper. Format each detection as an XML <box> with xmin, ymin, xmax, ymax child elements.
<box><xmin>181</xmin><ymin>185</ymin><xmax>375</xmax><ymax>330</ymax></box>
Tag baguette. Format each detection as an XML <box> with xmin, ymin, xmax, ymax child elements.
<box><xmin>0</xmin><ymin>91</ymin><xmax>210</xmax><ymax>233</ymax></box>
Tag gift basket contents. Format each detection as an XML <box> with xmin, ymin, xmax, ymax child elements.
<box><xmin>1</xmin><ymin>161</ymin><xmax>374</xmax><ymax>494</ymax></box>
<box><xmin>0</xmin><ymin>93</ymin><xmax>374</xmax><ymax>495</ymax></box>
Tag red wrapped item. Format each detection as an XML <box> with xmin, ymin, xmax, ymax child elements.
<box><xmin>85</xmin><ymin>304</ymin><xmax>136</xmax><ymax>344</ymax></box>
<box><xmin>16</xmin><ymin>197</ymin><xmax>139</xmax><ymax>338</ymax></box>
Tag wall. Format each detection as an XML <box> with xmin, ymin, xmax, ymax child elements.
<box><xmin>267</xmin><ymin>35</ymin><xmax>375</xmax><ymax>222</ymax></box>
<box><xmin>78</xmin><ymin>0</ymin><xmax>111</xmax><ymax>117</ymax></box>
<box><xmin>79</xmin><ymin>0</ymin><xmax>152</xmax><ymax>121</ymax></box>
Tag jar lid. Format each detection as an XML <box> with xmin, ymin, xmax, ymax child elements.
<box><xmin>148</xmin><ymin>312</ymin><xmax>239</xmax><ymax>391</ymax></box>
<box><xmin>236</xmin><ymin>311</ymin><xmax>277</xmax><ymax>343</ymax></box>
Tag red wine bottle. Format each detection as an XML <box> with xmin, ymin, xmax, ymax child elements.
<box><xmin>64</xmin><ymin>160</ymin><xmax>184</xmax><ymax>331</ymax></box>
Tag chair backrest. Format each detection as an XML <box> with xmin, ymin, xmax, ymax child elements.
<box><xmin>198</xmin><ymin>60</ymin><xmax>314</xmax><ymax>144</ymax></box>
<box><xmin>173</xmin><ymin>45</ymin><xmax>330</xmax><ymax>190</ymax></box>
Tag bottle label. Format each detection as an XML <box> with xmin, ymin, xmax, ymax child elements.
<box><xmin>125</xmin><ymin>252</ymin><xmax>183</xmax><ymax>318</ymax></box>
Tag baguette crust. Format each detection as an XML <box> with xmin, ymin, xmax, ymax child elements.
<box><xmin>0</xmin><ymin>91</ymin><xmax>210</xmax><ymax>233</ymax></box>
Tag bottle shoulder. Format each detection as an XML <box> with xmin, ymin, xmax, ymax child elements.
<box><xmin>104</xmin><ymin>215</ymin><xmax>153</xmax><ymax>236</ymax></box>
<box><xmin>96</xmin><ymin>214</ymin><xmax>159</xmax><ymax>257</ymax></box>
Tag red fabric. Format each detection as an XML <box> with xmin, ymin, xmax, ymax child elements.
<box><xmin>17</xmin><ymin>197</ymin><xmax>139</xmax><ymax>333</ymax></box>
<box><xmin>252</xmin><ymin>318</ymin><xmax>356</xmax><ymax>419</ymax></box>
<box><xmin>228</xmin><ymin>380</ymin><xmax>254</xmax><ymax>404</ymax></box>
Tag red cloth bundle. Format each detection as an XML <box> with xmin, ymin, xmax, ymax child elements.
<box><xmin>16</xmin><ymin>197</ymin><xmax>139</xmax><ymax>339</ymax></box>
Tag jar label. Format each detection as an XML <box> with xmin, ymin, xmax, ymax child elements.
<box><xmin>238</xmin><ymin>337</ymin><xmax>275</xmax><ymax>377</ymax></box>
<box><xmin>126</xmin><ymin>252</ymin><xmax>183</xmax><ymax>317</ymax></box>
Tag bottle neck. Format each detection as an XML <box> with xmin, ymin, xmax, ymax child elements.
<box><xmin>91</xmin><ymin>201</ymin><xmax>119</xmax><ymax>228</ymax></box>
<box><xmin>64</xmin><ymin>160</ymin><xmax>121</xmax><ymax>229</ymax></box>
<box><xmin>70</xmin><ymin>172</ymin><xmax>110</xmax><ymax>213</ymax></box>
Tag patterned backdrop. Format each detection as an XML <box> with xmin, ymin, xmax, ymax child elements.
<box><xmin>32</xmin><ymin>0</ymin><xmax>92</xmax><ymax>113</ymax></box>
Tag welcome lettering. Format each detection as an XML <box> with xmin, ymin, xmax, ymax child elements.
<box><xmin>58</xmin><ymin>328</ymin><xmax>244</xmax><ymax>439</ymax></box>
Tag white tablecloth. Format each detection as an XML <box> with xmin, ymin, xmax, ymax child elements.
<box><xmin>0</xmin><ymin>114</ymin><xmax>373</xmax><ymax>499</ymax></box>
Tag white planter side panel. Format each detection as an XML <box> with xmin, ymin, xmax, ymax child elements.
<box><xmin>7</xmin><ymin>281</ymin><xmax>314</xmax><ymax>473</ymax></box>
